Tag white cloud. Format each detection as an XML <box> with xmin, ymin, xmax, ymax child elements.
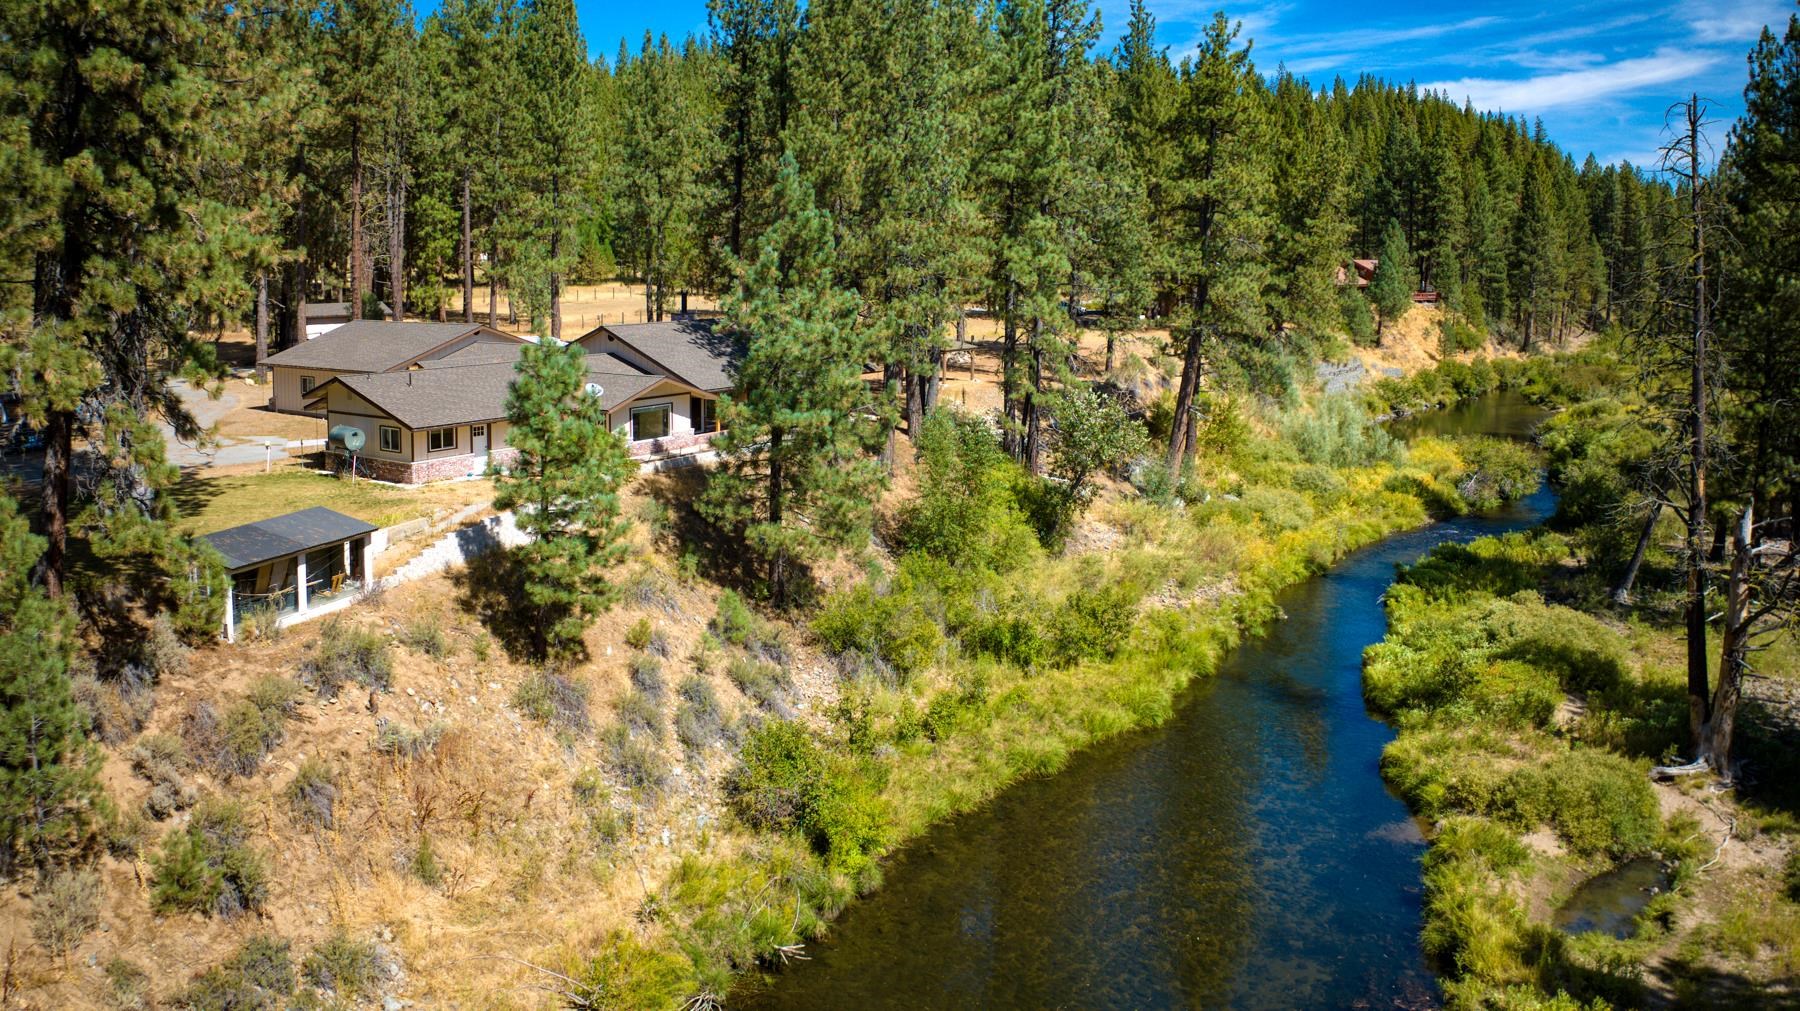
<box><xmin>1681</xmin><ymin>0</ymin><xmax>1791</xmax><ymax>44</ymax></box>
<box><xmin>1258</xmin><ymin>15</ymin><xmax>1503</xmax><ymax>55</ymax></box>
<box><xmin>1420</xmin><ymin>48</ymin><xmax>1720</xmax><ymax>113</ymax></box>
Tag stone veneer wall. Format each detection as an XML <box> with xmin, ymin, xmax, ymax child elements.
<box><xmin>357</xmin><ymin>447</ymin><xmax>520</xmax><ymax>484</ymax></box>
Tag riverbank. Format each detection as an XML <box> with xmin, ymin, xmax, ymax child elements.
<box><xmin>1365</xmin><ymin>523</ymin><xmax>1800</xmax><ymax>1008</ymax></box>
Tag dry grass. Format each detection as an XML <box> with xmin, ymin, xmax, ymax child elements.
<box><xmin>172</xmin><ymin>468</ymin><xmax>495</xmax><ymax>535</ymax></box>
<box><xmin>449</xmin><ymin>282</ymin><xmax>723</xmax><ymax>338</ymax></box>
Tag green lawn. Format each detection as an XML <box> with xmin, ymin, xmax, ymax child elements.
<box><xmin>173</xmin><ymin>469</ymin><xmax>496</xmax><ymax>535</ymax></box>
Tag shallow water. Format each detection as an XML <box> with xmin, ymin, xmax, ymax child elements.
<box><xmin>734</xmin><ymin>394</ymin><xmax>1552</xmax><ymax>1010</ymax></box>
<box><xmin>1554</xmin><ymin>858</ymin><xmax>1672</xmax><ymax>940</ymax></box>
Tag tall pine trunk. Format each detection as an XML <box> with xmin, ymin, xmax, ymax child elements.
<box><xmin>254</xmin><ymin>272</ymin><xmax>270</xmax><ymax>379</ymax></box>
<box><xmin>1682</xmin><ymin>97</ymin><xmax>1711</xmax><ymax>751</ymax></box>
<box><xmin>1705</xmin><ymin>508</ymin><xmax>1755</xmax><ymax>774</ymax></box>
<box><xmin>461</xmin><ymin>171</ymin><xmax>474</xmax><ymax>324</ymax></box>
<box><xmin>388</xmin><ymin>177</ymin><xmax>406</xmax><ymax>320</ymax></box>
<box><xmin>488</xmin><ymin>233</ymin><xmax>498</xmax><ymax>326</ymax></box>
<box><xmin>549</xmin><ymin>178</ymin><xmax>561</xmax><ymax>342</ymax></box>
<box><xmin>768</xmin><ymin>428</ymin><xmax>785</xmax><ymax>607</ymax></box>
<box><xmin>351</xmin><ymin>123</ymin><xmax>366</xmax><ymax>319</ymax></box>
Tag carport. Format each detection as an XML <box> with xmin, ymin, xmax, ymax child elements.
<box><xmin>203</xmin><ymin>507</ymin><xmax>378</xmax><ymax>641</ymax></box>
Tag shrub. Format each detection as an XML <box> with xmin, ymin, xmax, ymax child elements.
<box><xmin>571</xmin><ymin>931</ymin><xmax>696</xmax><ymax>1011</ymax></box>
<box><xmin>1535</xmin><ymin>750</ymin><xmax>1658</xmax><ymax>857</ymax></box>
<box><xmin>1048</xmin><ymin>586</ymin><xmax>1138</xmax><ymax>665</ymax></box>
<box><xmin>725</xmin><ymin>721</ymin><xmax>888</xmax><ymax>871</ymax></box>
<box><xmin>628</xmin><ymin>654</ymin><xmax>666</xmax><ymax>699</ymax></box>
<box><xmin>727</xmin><ymin>720</ymin><xmax>823</xmax><ymax>833</ymax></box>
<box><xmin>603</xmin><ymin>724</ymin><xmax>670</xmax><ymax>794</ymax></box>
<box><xmin>471</xmin><ymin>633</ymin><xmax>493</xmax><ymax>664</ymax></box>
<box><xmin>284</xmin><ymin>757</ymin><xmax>337</xmax><ymax>829</ymax></box>
<box><xmin>1240</xmin><ymin>485</ymin><xmax>1316</xmax><ymax>533</ymax></box>
<box><xmin>727</xmin><ymin>656</ymin><xmax>793</xmax><ymax>716</ymax></box>
<box><xmin>302</xmin><ymin>930</ymin><xmax>382</xmax><ymax>998</ymax></box>
<box><xmin>675</xmin><ymin>676</ymin><xmax>731</xmax><ymax>755</ymax></box>
<box><xmin>625</xmin><ymin>617</ymin><xmax>654</xmax><ymax>651</ymax></box>
<box><xmin>403</xmin><ymin>620</ymin><xmax>448</xmax><ymax>658</ymax></box>
<box><xmin>73</xmin><ymin>661</ymin><xmax>156</xmax><ymax>745</ymax></box>
<box><xmin>150</xmin><ymin>799</ymin><xmax>267</xmax><ymax>918</ymax></box>
<box><xmin>31</xmin><ymin>867</ymin><xmax>101</xmax><ymax>956</ymax></box>
<box><xmin>410</xmin><ymin>833</ymin><xmax>443</xmax><ymax>885</ymax></box>
<box><xmin>374</xmin><ymin>721</ymin><xmax>444</xmax><ymax>759</ymax></box>
<box><xmin>187</xmin><ymin>679</ymin><xmax>298</xmax><ymax>779</ymax></box>
<box><xmin>130</xmin><ymin>732</ymin><xmax>195</xmax><ymax>820</ymax></box>
<box><xmin>102</xmin><ymin>805</ymin><xmax>152</xmax><ymax>859</ymax></box>
<box><xmin>1285</xmin><ymin>395</ymin><xmax>1405</xmax><ymax>468</ymax></box>
<box><xmin>812</xmin><ymin>579</ymin><xmax>945</xmax><ymax>684</ymax></box>
<box><xmin>104</xmin><ymin>957</ymin><xmax>151</xmax><ymax>1010</ymax></box>
<box><xmin>917</xmin><ymin>672</ymin><xmax>990</xmax><ymax>744</ymax></box>
<box><xmin>711</xmin><ymin>590</ymin><xmax>761</xmax><ymax>650</ymax></box>
<box><xmin>304</xmin><ymin>618</ymin><xmax>393</xmax><ymax>697</ymax></box>
<box><xmin>1451</xmin><ymin>436</ymin><xmax>1541</xmax><ymax>511</ymax></box>
<box><xmin>242</xmin><ymin>601</ymin><xmax>284</xmax><ymax>642</ymax></box>
<box><xmin>899</xmin><ymin>409</ymin><xmax>1042</xmax><ymax>572</ymax></box>
<box><xmin>179</xmin><ymin>935</ymin><xmax>294</xmax><ymax>1010</ymax></box>
<box><xmin>514</xmin><ymin>669</ymin><xmax>592</xmax><ymax>735</ymax></box>
<box><xmin>618</xmin><ymin>688</ymin><xmax>664</xmax><ymax>741</ymax></box>
<box><xmin>143</xmin><ymin>614</ymin><xmax>190</xmax><ymax>680</ymax></box>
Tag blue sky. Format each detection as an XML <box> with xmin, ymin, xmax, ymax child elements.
<box><xmin>573</xmin><ymin>0</ymin><xmax>1792</xmax><ymax>169</ymax></box>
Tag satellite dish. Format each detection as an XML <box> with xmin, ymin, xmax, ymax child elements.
<box><xmin>584</xmin><ymin>382</ymin><xmax>605</xmax><ymax>398</ymax></box>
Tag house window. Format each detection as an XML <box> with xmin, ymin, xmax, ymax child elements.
<box><xmin>631</xmin><ymin>404</ymin><xmax>671</xmax><ymax>441</ymax></box>
<box><xmin>427</xmin><ymin>427</ymin><xmax>457</xmax><ymax>452</ymax></box>
<box><xmin>378</xmin><ymin>426</ymin><xmax>401</xmax><ymax>453</ymax></box>
<box><xmin>695</xmin><ymin>397</ymin><xmax>717</xmax><ymax>434</ymax></box>
<box><xmin>300</xmin><ymin>375</ymin><xmax>316</xmax><ymax>394</ymax></box>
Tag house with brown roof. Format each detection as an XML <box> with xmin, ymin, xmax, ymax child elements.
<box><xmin>302</xmin><ymin>344</ymin><xmax>725</xmax><ymax>483</ymax></box>
<box><xmin>262</xmin><ymin>320</ymin><xmax>525</xmax><ymax>415</ymax></box>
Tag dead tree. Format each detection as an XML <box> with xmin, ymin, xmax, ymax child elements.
<box><xmin>1704</xmin><ymin>506</ymin><xmax>1799</xmax><ymax>776</ymax></box>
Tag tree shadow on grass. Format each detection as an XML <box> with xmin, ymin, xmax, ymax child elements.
<box><xmin>637</xmin><ymin>467</ymin><xmax>760</xmax><ymax>593</ymax></box>
<box><xmin>451</xmin><ymin>547</ymin><xmax>555</xmax><ymax>665</ymax></box>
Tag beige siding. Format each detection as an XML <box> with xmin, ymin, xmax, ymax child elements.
<box><xmin>272</xmin><ymin>366</ymin><xmax>360</xmax><ymax>415</ymax></box>
<box><xmin>609</xmin><ymin>383</ymin><xmax>710</xmax><ymax>440</ymax></box>
<box><xmin>576</xmin><ymin>333</ymin><xmax>661</xmax><ymax>376</ymax></box>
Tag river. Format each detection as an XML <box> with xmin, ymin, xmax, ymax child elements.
<box><xmin>734</xmin><ymin>393</ymin><xmax>1553</xmax><ymax>1010</ymax></box>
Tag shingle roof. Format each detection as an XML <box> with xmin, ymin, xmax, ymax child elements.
<box><xmin>310</xmin><ymin>352</ymin><xmax>673</xmax><ymax>430</ymax></box>
<box><xmin>589</xmin><ymin>320</ymin><xmax>744</xmax><ymax>392</ymax></box>
<box><xmin>264</xmin><ymin>321</ymin><xmax>518</xmax><ymax>373</ymax></box>
<box><xmin>203</xmin><ymin>507</ymin><xmax>377</xmax><ymax>571</ymax></box>
<box><xmin>417</xmin><ymin>342</ymin><xmax>526</xmax><ymax>368</ymax></box>
<box><xmin>304</xmin><ymin>301</ymin><xmax>389</xmax><ymax>322</ymax></box>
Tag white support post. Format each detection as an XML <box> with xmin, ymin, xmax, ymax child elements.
<box><xmin>295</xmin><ymin>552</ymin><xmax>309</xmax><ymax>614</ymax></box>
<box><xmin>223</xmin><ymin>584</ymin><xmax>235</xmax><ymax>643</ymax></box>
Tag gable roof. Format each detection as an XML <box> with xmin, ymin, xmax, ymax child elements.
<box><xmin>304</xmin><ymin>351</ymin><xmax>681</xmax><ymax>430</ymax></box>
<box><xmin>580</xmin><ymin>319</ymin><xmax>743</xmax><ymax>392</ymax></box>
<box><xmin>203</xmin><ymin>507</ymin><xmax>377</xmax><ymax>571</ymax></box>
<box><xmin>264</xmin><ymin>321</ymin><xmax>521</xmax><ymax>374</ymax></box>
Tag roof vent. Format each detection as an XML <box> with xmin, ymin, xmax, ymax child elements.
<box><xmin>584</xmin><ymin>382</ymin><xmax>604</xmax><ymax>398</ymax></box>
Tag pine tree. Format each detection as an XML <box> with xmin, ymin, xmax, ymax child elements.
<box><xmin>1720</xmin><ymin>16</ymin><xmax>1800</xmax><ymax>528</ymax></box>
<box><xmin>513</xmin><ymin>0</ymin><xmax>597</xmax><ymax>341</ymax></box>
<box><xmin>492</xmin><ymin>341</ymin><xmax>635</xmax><ymax>659</ymax></box>
<box><xmin>1</xmin><ymin>0</ymin><xmax>239</xmax><ymax>608</ymax></box>
<box><xmin>611</xmin><ymin>34</ymin><xmax>715</xmax><ymax>323</ymax></box>
<box><xmin>699</xmin><ymin>155</ymin><xmax>887</xmax><ymax>607</ymax></box>
<box><xmin>1370</xmin><ymin>219</ymin><xmax>1415</xmax><ymax>337</ymax></box>
<box><xmin>978</xmin><ymin>0</ymin><xmax>1099</xmax><ymax>470</ymax></box>
<box><xmin>0</xmin><ymin>494</ymin><xmax>99</xmax><ymax>877</ymax></box>
<box><xmin>1164</xmin><ymin>13</ymin><xmax>1271</xmax><ymax>469</ymax></box>
<box><xmin>787</xmin><ymin>0</ymin><xmax>981</xmax><ymax>447</ymax></box>
<box><xmin>1112</xmin><ymin>0</ymin><xmax>1182</xmax><ymax>307</ymax></box>
<box><xmin>708</xmin><ymin>0</ymin><xmax>800</xmax><ymax>263</ymax></box>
